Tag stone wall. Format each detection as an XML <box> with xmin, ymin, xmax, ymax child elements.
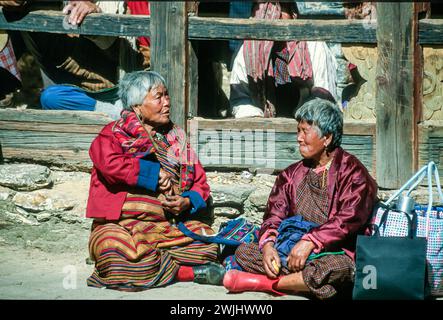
<box><xmin>1</xmin><ymin>162</ymin><xmax>440</xmax><ymax>254</ymax></box>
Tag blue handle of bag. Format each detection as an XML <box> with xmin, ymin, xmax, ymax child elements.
<box><xmin>177</xmin><ymin>222</ymin><xmax>243</xmax><ymax>247</ymax></box>
<box><xmin>381</xmin><ymin>161</ymin><xmax>443</xmax><ymax>239</ymax></box>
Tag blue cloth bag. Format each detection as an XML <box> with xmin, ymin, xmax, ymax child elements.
<box><xmin>274</xmin><ymin>215</ymin><xmax>319</xmax><ymax>268</ymax></box>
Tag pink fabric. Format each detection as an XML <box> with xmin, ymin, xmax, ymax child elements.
<box><xmin>0</xmin><ymin>38</ymin><xmax>21</xmax><ymax>81</ymax></box>
<box><xmin>112</xmin><ymin>110</ymin><xmax>198</xmax><ymax>191</ymax></box>
<box><xmin>243</xmin><ymin>2</ymin><xmax>312</xmax><ymax>83</ymax></box>
<box><xmin>258</xmin><ymin>228</ymin><xmax>278</xmax><ymax>251</ymax></box>
<box><xmin>86</xmin><ymin>122</ymin><xmax>210</xmax><ymax>221</ymax></box>
<box><xmin>260</xmin><ymin>147</ymin><xmax>378</xmax><ymax>260</ymax></box>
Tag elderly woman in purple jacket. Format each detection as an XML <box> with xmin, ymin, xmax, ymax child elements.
<box><xmin>223</xmin><ymin>98</ymin><xmax>378</xmax><ymax>299</ymax></box>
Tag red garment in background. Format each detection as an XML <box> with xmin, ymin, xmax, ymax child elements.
<box><xmin>126</xmin><ymin>1</ymin><xmax>150</xmax><ymax>47</ymax></box>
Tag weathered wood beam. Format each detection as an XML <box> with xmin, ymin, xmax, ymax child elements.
<box><xmin>419</xmin><ymin>19</ymin><xmax>443</xmax><ymax>44</ymax></box>
<box><xmin>193</xmin><ymin>129</ymin><xmax>374</xmax><ymax>173</ymax></box>
<box><xmin>189</xmin><ymin>117</ymin><xmax>375</xmax><ymax>136</ymax></box>
<box><xmin>0</xmin><ymin>109</ymin><xmax>111</xmax><ymax>125</ymax></box>
<box><xmin>376</xmin><ymin>3</ymin><xmax>416</xmax><ymax>189</ymax></box>
<box><xmin>188</xmin><ymin>16</ymin><xmax>377</xmax><ymax>43</ymax></box>
<box><xmin>0</xmin><ymin>9</ymin><xmax>150</xmax><ymax>37</ymax></box>
<box><xmin>0</xmin><ymin>9</ymin><xmax>376</xmax><ymax>43</ymax></box>
<box><xmin>150</xmin><ymin>2</ymin><xmax>187</xmax><ymax>129</ymax></box>
<box><xmin>2</xmin><ymin>9</ymin><xmax>442</xmax><ymax>45</ymax></box>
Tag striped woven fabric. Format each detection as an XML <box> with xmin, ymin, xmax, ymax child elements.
<box><xmin>243</xmin><ymin>2</ymin><xmax>312</xmax><ymax>83</ymax></box>
<box><xmin>87</xmin><ymin>193</ymin><xmax>218</xmax><ymax>291</ymax></box>
<box><xmin>112</xmin><ymin>111</ymin><xmax>196</xmax><ymax>194</ymax></box>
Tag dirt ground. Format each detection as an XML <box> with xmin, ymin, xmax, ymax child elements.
<box><xmin>0</xmin><ymin>244</ymin><xmax>305</xmax><ymax>301</ymax></box>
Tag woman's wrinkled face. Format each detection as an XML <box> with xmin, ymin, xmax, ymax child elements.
<box><xmin>135</xmin><ymin>85</ymin><xmax>170</xmax><ymax>127</ymax></box>
<box><xmin>297</xmin><ymin>120</ymin><xmax>327</xmax><ymax>160</ymax></box>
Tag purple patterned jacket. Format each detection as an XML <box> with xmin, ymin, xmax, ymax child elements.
<box><xmin>260</xmin><ymin>147</ymin><xmax>378</xmax><ymax>260</ymax></box>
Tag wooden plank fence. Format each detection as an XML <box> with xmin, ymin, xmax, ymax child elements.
<box><xmin>0</xmin><ymin>3</ymin><xmax>443</xmax><ymax>187</ymax></box>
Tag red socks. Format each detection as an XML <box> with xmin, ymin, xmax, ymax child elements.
<box><xmin>176</xmin><ymin>265</ymin><xmax>194</xmax><ymax>282</ymax></box>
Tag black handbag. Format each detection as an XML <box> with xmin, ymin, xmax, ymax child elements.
<box><xmin>353</xmin><ymin>208</ymin><xmax>428</xmax><ymax>300</ymax></box>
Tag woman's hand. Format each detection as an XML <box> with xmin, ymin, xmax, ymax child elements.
<box><xmin>158</xmin><ymin>168</ymin><xmax>172</xmax><ymax>193</ymax></box>
<box><xmin>63</xmin><ymin>1</ymin><xmax>101</xmax><ymax>26</ymax></box>
<box><xmin>262</xmin><ymin>242</ymin><xmax>281</xmax><ymax>279</ymax></box>
<box><xmin>161</xmin><ymin>195</ymin><xmax>191</xmax><ymax>215</ymax></box>
<box><xmin>286</xmin><ymin>240</ymin><xmax>315</xmax><ymax>273</ymax></box>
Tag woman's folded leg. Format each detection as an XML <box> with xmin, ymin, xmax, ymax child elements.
<box><xmin>87</xmin><ymin>223</ymin><xmax>179</xmax><ymax>291</ymax></box>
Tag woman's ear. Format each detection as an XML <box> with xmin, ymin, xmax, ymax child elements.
<box><xmin>132</xmin><ymin>105</ymin><xmax>140</xmax><ymax>115</ymax></box>
<box><xmin>324</xmin><ymin>133</ymin><xmax>333</xmax><ymax>148</ymax></box>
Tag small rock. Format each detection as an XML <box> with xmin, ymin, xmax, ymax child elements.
<box><xmin>240</xmin><ymin>170</ymin><xmax>254</xmax><ymax>182</ymax></box>
<box><xmin>213</xmin><ymin>207</ymin><xmax>241</xmax><ymax>218</ymax></box>
<box><xmin>0</xmin><ymin>201</ymin><xmax>40</xmax><ymax>226</ymax></box>
<box><xmin>59</xmin><ymin>214</ymin><xmax>81</xmax><ymax>224</ymax></box>
<box><xmin>210</xmin><ymin>183</ymin><xmax>256</xmax><ymax>207</ymax></box>
<box><xmin>35</xmin><ymin>212</ymin><xmax>52</xmax><ymax>222</ymax></box>
<box><xmin>248</xmin><ymin>187</ymin><xmax>272</xmax><ymax>210</ymax></box>
<box><xmin>0</xmin><ymin>186</ymin><xmax>16</xmax><ymax>201</ymax></box>
<box><xmin>0</xmin><ymin>164</ymin><xmax>52</xmax><ymax>191</ymax></box>
<box><xmin>12</xmin><ymin>191</ymin><xmax>75</xmax><ymax>212</ymax></box>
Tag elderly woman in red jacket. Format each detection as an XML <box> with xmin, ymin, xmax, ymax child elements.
<box><xmin>223</xmin><ymin>97</ymin><xmax>378</xmax><ymax>299</ymax></box>
<box><xmin>86</xmin><ymin>71</ymin><xmax>225</xmax><ymax>291</ymax></box>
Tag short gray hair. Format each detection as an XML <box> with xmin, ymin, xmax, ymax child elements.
<box><xmin>118</xmin><ymin>71</ymin><xmax>167</xmax><ymax>111</ymax></box>
<box><xmin>295</xmin><ymin>97</ymin><xmax>343</xmax><ymax>150</ymax></box>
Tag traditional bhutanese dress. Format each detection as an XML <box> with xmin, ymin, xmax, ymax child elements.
<box><xmin>86</xmin><ymin>111</ymin><xmax>218</xmax><ymax>291</ymax></box>
<box><xmin>235</xmin><ymin>150</ymin><xmax>378</xmax><ymax>300</ymax></box>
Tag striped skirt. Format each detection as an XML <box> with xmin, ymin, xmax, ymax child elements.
<box><xmin>87</xmin><ymin>192</ymin><xmax>218</xmax><ymax>291</ymax></box>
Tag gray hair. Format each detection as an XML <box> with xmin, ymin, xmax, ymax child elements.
<box><xmin>118</xmin><ymin>71</ymin><xmax>167</xmax><ymax>111</ymax></box>
<box><xmin>295</xmin><ymin>97</ymin><xmax>343</xmax><ymax>150</ymax></box>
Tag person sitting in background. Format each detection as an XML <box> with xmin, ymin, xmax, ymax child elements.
<box><xmin>229</xmin><ymin>1</ymin><xmax>338</xmax><ymax>119</ymax></box>
<box><xmin>223</xmin><ymin>98</ymin><xmax>378</xmax><ymax>299</ymax></box>
<box><xmin>125</xmin><ymin>0</ymin><xmax>151</xmax><ymax>69</ymax></box>
<box><xmin>86</xmin><ymin>71</ymin><xmax>225</xmax><ymax>291</ymax></box>
<box><xmin>0</xmin><ymin>1</ymin><xmax>144</xmax><ymax>119</ymax></box>
<box><xmin>0</xmin><ymin>30</ymin><xmax>21</xmax><ymax>107</ymax></box>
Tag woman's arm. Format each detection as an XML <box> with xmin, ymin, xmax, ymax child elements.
<box><xmin>181</xmin><ymin>160</ymin><xmax>210</xmax><ymax>214</ymax></box>
<box><xmin>307</xmin><ymin>167</ymin><xmax>377</xmax><ymax>251</ymax></box>
<box><xmin>260</xmin><ymin>169</ymin><xmax>293</xmax><ymax>238</ymax></box>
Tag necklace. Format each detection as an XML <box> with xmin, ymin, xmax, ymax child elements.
<box><xmin>321</xmin><ymin>158</ymin><xmax>333</xmax><ymax>189</ymax></box>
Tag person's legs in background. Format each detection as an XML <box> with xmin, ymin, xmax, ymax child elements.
<box><xmin>40</xmin><ymin>85</ymin><xmax>96</xmax><ymax>111</ymax></box>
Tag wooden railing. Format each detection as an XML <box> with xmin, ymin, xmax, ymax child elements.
<box><xmin>1</xmin><ymin>3</ymin><xmax>443</xmax><ymax>187</ymax></box>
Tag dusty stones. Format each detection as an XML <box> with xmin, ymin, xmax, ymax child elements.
<box><xmin>12</xmin><ymin>191</ymin><xmax>75</xmax><ymax>213</ymax></box>
<box><xmin>0</xmin><ymin>186</ymin><xmax>16</xmax><ymax>201</ymax></box>
<box><xmin>209</xmin><ymin>183</ymin><xmax>256</xmax><ymax>207</ymax></box>
<box><xmin>248</xmin><ymin>187</ymin><xmax>272</xmax><ymax>211</ymax></box>
<box><xmin>213</xmin><ymin>207</ymin><xmax>241</xmax><ymax>218</ymax></box>
<box><xmin>35</xmin><ymin>212</ymin><xmax>52</xmax><ymax>223</ymax></box>
<box><xmin>0</xmin><ymin>164</ymin><xmax>52</xmax><ymax>191</ymax></box>
<box><xmin>0</xmin><ymin>200</ymin><xmax>39</xmax><ymax>226</ymax></box>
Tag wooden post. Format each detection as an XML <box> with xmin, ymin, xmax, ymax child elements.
<box><xmin>413</xmin><ymin>3</ymin><xmax>430</xmax><ymax>172</ymax></box>
<box><xmin>375</xmin><ymin>3</ymin><xmax>416</xmax><ymax>188</ymax></box>
<box><xmin>150</xmin><ymin>2</ymin><xmax>187</xmax><ymax>129</ymax></box>
<box><xmin>186</xmin><ymin>2</ymin><xmax>199</xmax><ymax>120</ymax></box>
